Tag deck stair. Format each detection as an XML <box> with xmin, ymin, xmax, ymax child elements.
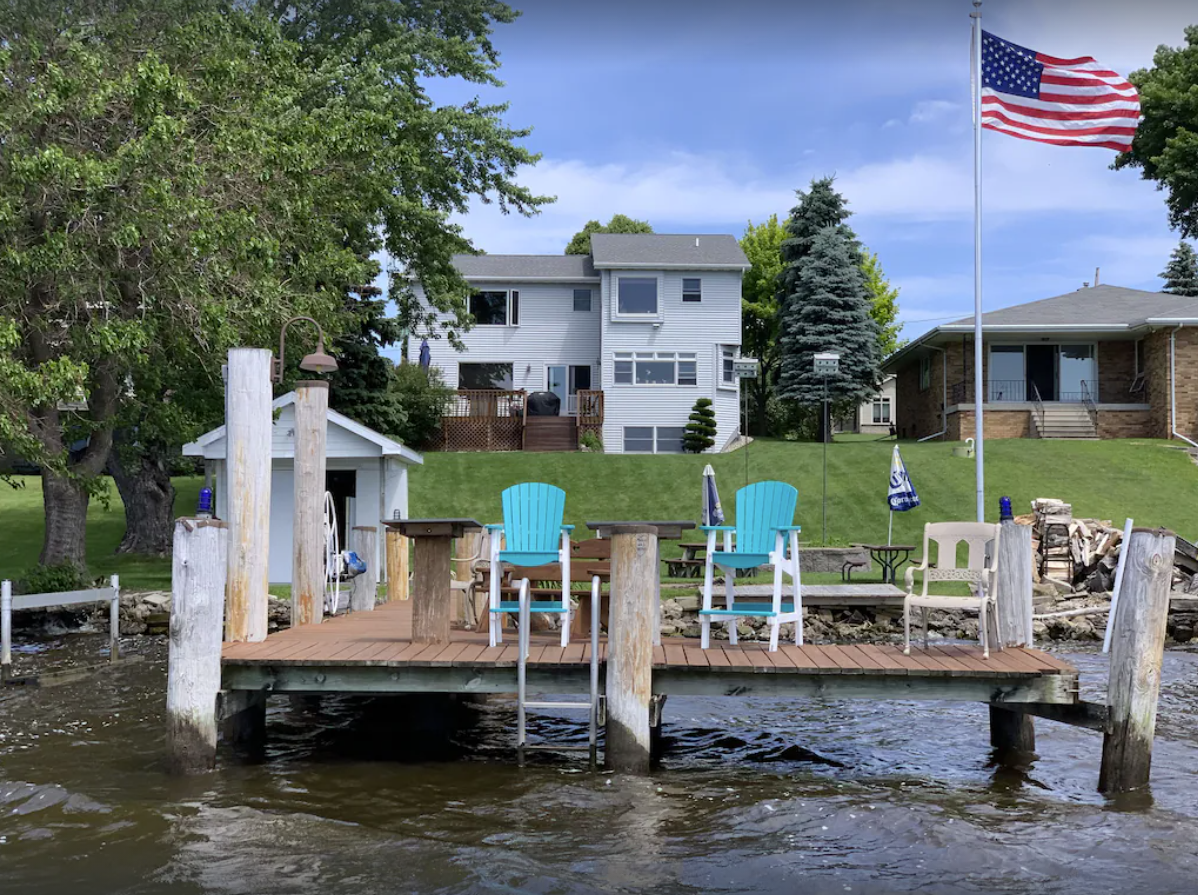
<box><xmin>1033</xmin><ymin>404</ymin><xmax>1097</xmax><ymax>439</ymax></box>
<box><xmin>515</xmin><ymin>579</ymin><xmax>600</xmax><ymax>763</ymax></box>
<box><xmin>523</xmin><ymin>416</ymin><xmax>577</xmax><ymax>451</ymax></box>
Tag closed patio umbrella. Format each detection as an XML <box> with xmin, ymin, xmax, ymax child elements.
<box><xmin>702</xmin><ymin>464</ymin><xmax>725</xmax><ymax>527</ymax></box>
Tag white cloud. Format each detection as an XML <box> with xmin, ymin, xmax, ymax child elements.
<box><xmin>909</xmin><ymin>100</ymin><xmax>960</xmax><ymax>125</ymax></box>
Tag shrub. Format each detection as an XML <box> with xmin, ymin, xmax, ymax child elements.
<box><xmin>683</xmin><ymin>398</ymin><xmax>717</xmax><ymax>453</ymax></box>
<box><xmin>766</xmin><ymin>396</ymin><xmax>819</xmax><ymax>441</ymax></box>
<box><xmin>389</xmin><ymin>363</ymin><xmax>455</xmax><ymax>449</ymax></box>
<box><xmin>15</xmin><ymin>561</ymin><xmax>89</xmax><ymax>596</ymax></box>
<box><xmin>579</xmin><ymin>429</ymin><xmax>603</xmax><ymax>452</ymax></box>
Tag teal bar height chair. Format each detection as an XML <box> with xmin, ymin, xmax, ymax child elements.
<box><xmin>700</xmin><ymin>481</ymin><xmax>803</xmax><ymax>652</ymax></box>
<box><xmin>487</xmin><ymin>483</ymin><xmax>574</xmax><ymax>648</ymax></box>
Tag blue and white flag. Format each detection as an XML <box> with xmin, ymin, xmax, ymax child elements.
<box><xmin>887</xmin><ymin>445</ymin><xmax>920</xmax><ymax>512</ymax></box>
<box><xmin>702</xmin><ymin>464</ymin><xmax>724</xmax><ymax>526</ymax></box>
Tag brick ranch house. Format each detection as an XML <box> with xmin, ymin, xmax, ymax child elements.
<box><xmin>884</xmin><ymin>285</ymin><xmax>1198</xmax><ymax>442</ymax></box>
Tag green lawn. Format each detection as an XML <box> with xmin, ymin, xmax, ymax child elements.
<box><xmin>3</xmin><ymin>437</ymin><xmax>1195</xmax><ymax>590</ymax></box>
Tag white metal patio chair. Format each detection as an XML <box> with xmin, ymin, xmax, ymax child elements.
<box><xmin>903</xmin><ymin>521</ymin><xmax>1001</xmax><ymax>658</ymax></box>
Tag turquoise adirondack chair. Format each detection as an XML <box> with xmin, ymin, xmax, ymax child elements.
<box><xmin>700</xmin><ymin>481</ymin><xmax>803</xmax><ymax>651</ymax></box>
<box><xmin>486</xmin><ymin>483</ymin><xmax>574</xmax><ymax>648</ymax></box>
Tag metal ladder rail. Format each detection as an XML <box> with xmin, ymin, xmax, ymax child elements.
<box><xmin>516</xmin><ymin>576</ymin><xmax>601</xmax><ymax>764</ymax></box>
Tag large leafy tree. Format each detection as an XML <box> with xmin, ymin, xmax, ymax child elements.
<box><xmin>1115</xmin><ymin>26</ymin><xmax>1198</xmax><ymax>236</ymax></box>
<box><xmin>861</xmin><ymin>251</ymin><xmax>903</xmax><ymax>358</ymax></box>
<box><xmin>739</xmin><ymin>215</ymin><xmax>786</xmax><ymax>434</ymax></box>
<box><xmin>776</xmin><ymin>179</ymin><xmax>879</xmax><ymax>437</ymax></box>
<box><xmin>565</xmin><ymin>214</ymin><xmax>653</xmax><ymax>255</ymax></box>
<box><xmin>1</xmin><ymin>0</ymin><xmax>547</xmax><ymax>568</ymax></box>
<box><xmin>1161</xmin><ymin>241</ymin><xmax>1198</xmax><ymax>296</ymax></box>
<box><xmin>328</xmin><ymin>286</ymin><xmax>409</xmax><ymax>437</ymax></box>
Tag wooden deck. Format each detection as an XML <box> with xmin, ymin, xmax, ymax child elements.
<box><xmin>221</xmin><ymin>600</ymin><xmax>1079</xmax><ymax>705</ymax></box>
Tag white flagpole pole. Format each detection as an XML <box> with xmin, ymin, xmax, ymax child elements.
<box><xmin>970</xmin><ymin>0</ymin><xmax>986</xmax><ymax>523</ymax></box>
<box><xmin>888</xmin><ymin>510</ymin><xmax>894</xmax><ymax>546</ymax></box>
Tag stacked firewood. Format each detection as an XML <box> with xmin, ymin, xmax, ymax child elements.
<box><xmin>1018</xmin><ymin>498</ymin><xmax>1198</xmax><ymax>593</ymax></box>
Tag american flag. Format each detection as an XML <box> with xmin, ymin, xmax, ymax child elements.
<box><xmin>979</xmin><ymin>31</ymin><xmax>1139</xmax><ymax>151</ymax></box>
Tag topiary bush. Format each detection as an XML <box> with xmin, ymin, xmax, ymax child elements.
<box><xmin>683</xmin><ymin>397</ymin><xmax>717</xmax><ymax>453</ymax></box>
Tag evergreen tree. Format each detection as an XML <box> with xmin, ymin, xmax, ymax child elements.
<box><xmin>1161</xmin><ymin>241</ymin><xmax>1198</xmax><ymax>296</ymax></box>
<box><xmin>776</xmin><ymin>227</ymin><xmax>880</xmax><ymax>410</ymax></box>
<box><xmin>683</xmin><ymin>398</ymin><xmax>717</xmax><ymax>453</ymax></box>
<box><xmin>328</xmin><ymin>286</ymin><xmax>408</xmax><ymax>437</ymax></box>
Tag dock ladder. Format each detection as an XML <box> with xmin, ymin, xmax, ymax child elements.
<box><xmin>515</xmin><ymin>576</ymin><xmax>601</xmax><ymax>765</ymax></box>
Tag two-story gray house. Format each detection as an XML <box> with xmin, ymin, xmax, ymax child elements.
<box><xmin>408</xmin><ymin>233</ymin><xmax>748</xmax><ymax>453</ymax></box>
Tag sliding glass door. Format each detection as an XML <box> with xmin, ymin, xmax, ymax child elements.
<box><xmin>1058</xmin><ymin>345</ymin><xmax>1097</xmax><ymax>402</ymax></box>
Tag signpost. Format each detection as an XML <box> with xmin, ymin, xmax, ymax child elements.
<box><xmin>735</xmin><ymin>357</ymin><xmax>759</xmax><ymax>487</ymax></box>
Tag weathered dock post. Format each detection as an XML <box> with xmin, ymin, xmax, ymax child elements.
<box><xmin>225</xmin><ymin>348</ymin><xmax>272</xmax><ymax>642</ymax></box>
<box><xmin>349</xmin><ymin>526</ymin><xmax>378</xmax><ymax>612</ymax></box>
<box><xmin>292</xmin><ymin>380</ymin><xmax>328</xmax><ymax>626</ymax></box>
<box><xmin>606</xmin><ymin>524</ymin><xmax>657</xmax><ymax>773</ymax></box>
<box><xmin>386</xmin><ymin>527</ymin><xmax>409</xmax><ymax>602</ymax></box>
<box><xmin>1099</xmin><ymin>527</ymin><xmax>1173</xmax><ymax>794</ymax></box>
<box><xmin>166</xmin><ymin>518</ymin><xmax>228</xmax><ymax>774</ymax></box>
<box><xmin>991</xmin><ymin>502</ymin><xmax>1036</xmax><ymax>753</ymax></box>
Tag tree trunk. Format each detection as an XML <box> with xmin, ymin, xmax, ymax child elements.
<box><xmin>108</xmin><ymin>438</ymin><xmax>176</xmax><ymax>556</ymax></box>
<box><xmin>40</xmin><ymin>470</ymin><xmax>91</xmax><ymax>570</ymax></box>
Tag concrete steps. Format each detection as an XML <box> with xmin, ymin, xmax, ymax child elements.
<box><xmin>1033</xmin><ymin>405</ymin><xmax>1097</xmax><ymax>439</ymax></box>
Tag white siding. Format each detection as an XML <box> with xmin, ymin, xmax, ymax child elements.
<box><xmin>600</xmin><ymin>269</ymin><xmax>742</xmax><ymax>453</ymax></box>
<box><xmin>266</xmin><ymin>405</ymin><xmax>383</xmax><ymax>459</ymax></box>
<box><xmin>410</xmin><ymin>281</ymin><xmax>601</xmax><ymax>393</ymax></box>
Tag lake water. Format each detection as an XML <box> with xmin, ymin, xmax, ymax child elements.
<box><xmin>2</xmin><ymin>635</ymin><xmax>1198</xmax><ymax>894</ymax></box>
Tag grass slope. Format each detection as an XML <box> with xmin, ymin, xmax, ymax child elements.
<box><xmin>1</xmin><ymin>437</ymin><xmax>1193</xmax><ymax>589</ymax></box>
<box><xmin>411</xmin><ymin>438</ymin><xmax>1198</xmax><ymax>545</ymax></box>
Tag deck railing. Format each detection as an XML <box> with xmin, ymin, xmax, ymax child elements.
<box><xmin>440</xmin><ymin>389</ymin><xmax>526</xmax><ymax>451</ymax></box>
<box><xmin>950</xmin><ymin>377</ymin><xmax>1141</xmax><ymax>405</ymax></box>
<box><xmin>1080</xmin><ymin>380</ymin><xmax>1098</xmax><ymax>430</ymax></box>
<box><xmin>576</xmin><ymin>389</ymin><xmax>604</xmax><ymax>443</ymax></box>
<box><xmin>1031</xmin><ymin>382</ymin><xmax>1046</xmax><ymax>433</ymax></box>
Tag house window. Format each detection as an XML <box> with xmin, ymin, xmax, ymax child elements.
<box><xmin>682</xmin><ymin>278</ymin><xmax>702</xmax><ymax>303</ymax></box>
<box><xmin>573</xmin><ymin>288</ymin><xmax>592</xmax><ymax>312</ymax></box>
<box><xmin>617</xmin><ymin>277</ymin><xmax>658</xmax><ymax>315</ymax></box>
<box><xmin>613</xmin><ymin>352</ymin><xmax>697</xmax><ymax>386</ymax></box>
<box><xmin>919</xmin><ymin>355</ymin><xmax>931</xmax><ymax>391</ymax></box>
<box><xmin>720</xmin><ymin>346</ymin><xmax>737</xmax><ymax>389</ymax></box>
<box><xmin>1134</xmin><ymin>338</ymin><xmax>1144</xmax><ymax>376</ymax></box>
<box><xmin>623</xmin><ymin>426</ymin><xmax>687</xmax><ymax>454</ymax></box>
<box><xmin>468</xmin><ymin>290</ymin><xmax>517</xmax><ymax>326</ymax></box>
<box><xmin>458</xmin><ymin>363</ymin><xmax>513</xmax><ymax>390</ymax></box>
<box><xmin>872</xmin><ymin>397</ymin><xmax>891</xmax><ymax>424</ymax></box>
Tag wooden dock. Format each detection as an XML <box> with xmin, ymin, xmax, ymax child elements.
<box><xmin>221</xmin><ymin>599</ymin><xmax>1079</xmax><ymax>706</ymax></box>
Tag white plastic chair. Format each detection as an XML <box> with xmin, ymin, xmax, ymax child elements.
<box><xmin>903</xmin><ymin>521</ymin><xmax>1001</xmax><ymax>658</ymax></box>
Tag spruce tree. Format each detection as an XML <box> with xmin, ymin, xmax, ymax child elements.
<box><xmin>683</xmin><ymin>398</ymin><xmax>717</xmax><ymax>453</ymax></box>
<box><xmin>1161</xmin><ymin>241</ymin><xmax>1198</xmax><ymax>296</ymax></box>
<box><xmin>776</xmin><ymin>227</ymin><xmax>880</xmax><ymax>409</ymax></box>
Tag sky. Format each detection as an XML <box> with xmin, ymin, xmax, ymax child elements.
<box><xmin>404</xmin><ymin>0</ymin><xmax>1197</xmax><ymax>348</ymax></box>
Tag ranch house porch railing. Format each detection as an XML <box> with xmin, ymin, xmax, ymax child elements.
<box><xmin>948</xmin><ymin>377</ymin><xmax>1140</xmax><ymax>405</ymax></box>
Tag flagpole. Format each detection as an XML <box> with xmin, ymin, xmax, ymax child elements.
<box><xmin>971</xmin><ymin>0</ymin><xmax>986</xmax><ymax>523</ymax></box>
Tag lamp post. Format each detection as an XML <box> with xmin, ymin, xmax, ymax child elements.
<box><xmin>274</xmin><ymin>317</ymin><xmax>339</xmax><ymax>627</ymax></box>
<box><xmin>813</xmin><ymin>352</ymin><xmax>840</xmax><ymax>545</ymax></box>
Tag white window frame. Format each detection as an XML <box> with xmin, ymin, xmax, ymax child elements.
<box><xmin>718</xmin><ymin>345</ymin><xmax>738</xmax><ymax>391</ymax></box>
<box><xmin>919</xmin><ymin>355</ymin><xmax>931</xmax><ymax>391</ymax></box>
<box><xmin>612</xmin><ymin>351</ymin><xmax>697</xmax><ymax>387</ymax></box>
<box><xmin>573</xmin><ymin>288</ymin><xmax>592</xmax><ymax>312</ymax></box>
<box><xmin>872</xmin><ymin>397</ymin><xmax>891</xmax><ymax>424</ymax></box>
<box><xmin>623</xmin><ymin>425</ymin><xmax>687</xmax><ymax>454</ymax></box>
<box><xmin>613</xmin><ymin>274</ymin><xmax>663</xmax><ymax>321</ymax></box>
<box><xmin>682</xmin><ymin>277</ymin><xmax>702</xmax><ymax>303</ymax></box>
<box><xmin>468</xmin><ymin>289</ymin><xmax>518</xmax><ymax>327</ymax></box>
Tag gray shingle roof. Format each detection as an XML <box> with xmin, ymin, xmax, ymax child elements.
<box><xmin>451</xmin><ymin>254</ymin><xmax>597</xmax><ymax>280</ymax></box>
<box><xmin>589</xmin><ymin>233</ymin><xmax>749</xmax><ymax>269</ymax></box>
<box><xmin>945</xmin><ymin>285</ymin><xmax>1198</xmax><ymax>328</ymax></box>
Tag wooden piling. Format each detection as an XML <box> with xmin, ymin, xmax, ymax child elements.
<box><xmin>349</xmin><ymin>526</ymin><xmax>379</xmax><ymax>612</ymax></box>
<box><xmin>454</xmin><ymin>531</ymin><xmax>481</xmax><ymax>622</ymax></box>
<box><xmin>225</xmin><ymin>348</ymin><xmax>272</xmax><ymax>642</ymax></box>
<box><xmin>292</xmin><ymin>380</ymin><xmax>328</xmax><ymax>627</ymax></box>
<box><xmin>1</xmin><ymin>579</ymin><xmax>11</xmax><ymax>679</ymax></box>
<box><xmin>412</xmin><ymin>536</ymin><xmax>452</xmax><ymax>644</ymax></box>
<box><xmin>605</xmin><ymin>525</ymin><xmax>657</xmax><ymax>773</ymax></box>
<box><xmin>991</xmin><ymin>517</ymin><xmax>1036</xmax><ymax>752</ymax></box>
<box><xmin>386</xmin><ymin>528</ymin><xmax>409</xmax><ymax>602</ymax></box>
<box><xmin>166</xmin><ymin>518</ymin><xmax>228</xmax><ymax>774</ymax></box>
<box><xmin>108</xmin><ymin>574</ymin><xmax>120</xmax><ymax>663</ymax></box>
<box><xmin>1099</xmin><ymin>527</ymin><xmax>1173</xmax><ymax>794</ymax></box>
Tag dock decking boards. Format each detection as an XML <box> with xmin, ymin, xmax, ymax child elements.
<box><xmin>221</xmin><ymin>599</ymin><xmax>1079</xmax><ymax>705</ymax></box>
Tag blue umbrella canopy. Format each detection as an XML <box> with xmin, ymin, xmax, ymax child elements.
<box><xmin>418</xmin><ymin>338</ymin><xmax>431</xmax><ymax>370</ymax></box>
<box><xmin>702</xmin><ymin>464</ymin><xmax>725</xmax><ymax>527</ymax></box>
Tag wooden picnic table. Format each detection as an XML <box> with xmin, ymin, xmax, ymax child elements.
<box><xmin>384</xmin><ymin>518</ymin><xmax>482</xmax><ymax>644</ymax></box>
